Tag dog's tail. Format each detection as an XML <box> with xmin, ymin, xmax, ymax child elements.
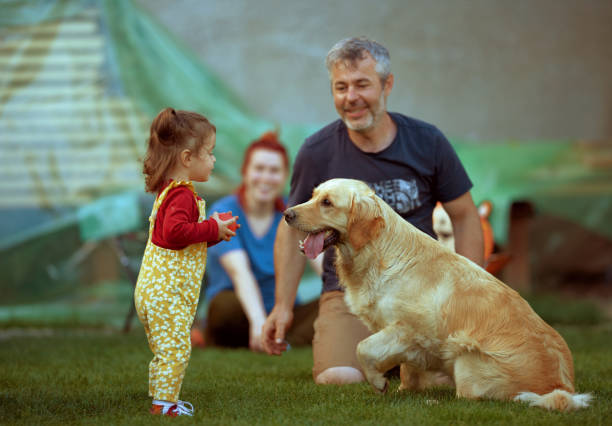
<box><xmin>514</xmin><ymin>389</ymin><xmax>592</xmax><ymax>411</ymax></box>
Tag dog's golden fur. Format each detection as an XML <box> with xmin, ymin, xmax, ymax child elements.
<box><xmin>285</xmin><ymin>178</ymin><xmax>590</xmax><ymax>411</ymax></box>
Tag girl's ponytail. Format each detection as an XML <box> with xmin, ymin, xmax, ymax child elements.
<box><xmin>143</xmin><ymin>108</ymin><xmax>215</xmax><ymax>193</ymax></box>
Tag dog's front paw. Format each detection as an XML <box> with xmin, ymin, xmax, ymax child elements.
<box><xmin>369</xmin><ymin>376</ymin><xmax>388</xmax><ymax>394</ymax></box>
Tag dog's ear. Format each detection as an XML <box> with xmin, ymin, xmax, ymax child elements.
<box><xmin>347</xmin><ymin>194</ymin><xmax>385</xmax><ymax>251</ymax></box>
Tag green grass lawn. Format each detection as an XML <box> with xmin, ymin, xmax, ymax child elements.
<box><xmin>1</xmin><ymin>322</ymin><xmax>611</xmax><ymax>425</ymax></box>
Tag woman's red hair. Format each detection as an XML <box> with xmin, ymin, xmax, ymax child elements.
<box><xmin>236</xmin><ymin>131</ymin><xmax>289</xmax><ymax>212</ymax></box>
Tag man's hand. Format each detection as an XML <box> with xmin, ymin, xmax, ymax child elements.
<box><xmin>262</xmin><ymin>305</ymin><xmax>293</xmax><ymax>355</ymax></box>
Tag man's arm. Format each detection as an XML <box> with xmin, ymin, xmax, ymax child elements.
<box><xmin>262</xmin><ymin>220</ymin><xmax>307</xmax><ymax>355</ymax></box>
<box><xmin>442</xmin><ymin>191</ymin><xmax>485</xmax><ymax>267</ymax></box>
<box><xmin>219</xmin><ymin>250</ymin><xmax>266</xmax><ymax>352</ymax></box>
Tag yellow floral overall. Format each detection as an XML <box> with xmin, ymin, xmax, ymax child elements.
<box><xmin>135</xmin><ymin>181</ymin><xmax>207</xmax><ymax>403</ymax></box>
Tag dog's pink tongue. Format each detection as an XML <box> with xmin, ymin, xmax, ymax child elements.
<box><xmin>303</xmin><ymin>232</ymin><xmax>325</xmax><ymax>259</ymax></box>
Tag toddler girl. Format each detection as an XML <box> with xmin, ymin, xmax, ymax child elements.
<box><xmin>135</xmin><ymin>107</ymin><xmax>238</xmax><ymax>417</ymax></box>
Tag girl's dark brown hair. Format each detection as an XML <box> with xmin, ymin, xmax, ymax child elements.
<box><xmin>143</xmin><ymin>107</ymin><xmax>216</xmax><ymax>193</ymax></box>
<box><xmin>236</xmin><ymin>131</ymin><xmax>289</xmax><ymax>212</ymax></box>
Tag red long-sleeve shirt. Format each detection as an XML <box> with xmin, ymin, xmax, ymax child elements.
<box><xmin>151</xmin><ymin>182</ymin><xmax>219</xmax><ymax>250</ymax></box>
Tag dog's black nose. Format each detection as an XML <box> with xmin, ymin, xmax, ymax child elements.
<box><xmin>284</xmin><ymin>209</ymin><xmax>296</xmax><ymax>224</ymax></box>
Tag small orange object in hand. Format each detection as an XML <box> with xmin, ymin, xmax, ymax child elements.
<box><xmin>218</xmin><ymin>212</ymin><xmax>238</xmax><ymax>232</ymax></box>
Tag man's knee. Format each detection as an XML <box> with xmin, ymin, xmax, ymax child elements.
<box><xmin>314</xmin><ymin>366</ymin><xmax>365</xmax><ymax>385</ymax></box>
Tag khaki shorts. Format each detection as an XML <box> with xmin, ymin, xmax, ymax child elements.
<box><xmin>312</xmin><ymin>290</ymin><xmax>371</xmax><ymax>379</ymax></box>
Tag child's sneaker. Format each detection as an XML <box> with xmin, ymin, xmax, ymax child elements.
<box><xmin>150</xmin><ymin>400</ymin><xmax>194</xmax><ymax>416</ymax></box>
<box><xmin>191</xmin><ymin>327</ymin><xmax>206</xmax><ymax>348</ymax></box>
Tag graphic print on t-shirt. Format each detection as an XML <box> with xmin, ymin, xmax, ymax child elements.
<box><xmin>368</xmin><ymin>179</ymin><xmax>421</xmax><ymax>215</ymax></box>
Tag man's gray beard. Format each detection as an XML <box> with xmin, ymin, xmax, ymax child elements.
<box><xmin>345</xmin><ymin>115</ymin><xmax>373</xmax><ymax>131</ymax></box>
<box><xmin>343</xmin><ymin>92</ymin><xmax>386</xmax><ymax>132</ymax></box>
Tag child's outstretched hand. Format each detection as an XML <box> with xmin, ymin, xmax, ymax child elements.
<box><xmin>212</xmin><ymin>211</ymin><xmax>240</xmax><ymax>241</ymax></box>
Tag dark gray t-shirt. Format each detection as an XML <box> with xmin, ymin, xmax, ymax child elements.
<box><xmin>288</xmin><ymin>112</ymin><xmax>472</xmax><ymax>293</ymax></box>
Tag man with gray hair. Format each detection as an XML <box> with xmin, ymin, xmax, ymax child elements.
<box><xmin>263</xmin><ymin>37</ymin><xmax>483</xmax><ymax>385</ymax></box>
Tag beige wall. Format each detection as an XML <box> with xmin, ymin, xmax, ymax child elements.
<box><xmin>136</xmin><ymin>0</ymin><xmax>612</xmax><ymax>141</ymax></box>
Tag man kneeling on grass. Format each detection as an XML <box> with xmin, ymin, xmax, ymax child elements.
<box><xmin>262</xmin><ymin>37</ymin><xmax>483</xmax><ymax>384</ymax></box>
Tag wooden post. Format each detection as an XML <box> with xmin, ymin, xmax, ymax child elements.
<box><xmin>503</xmin><ymin>201</ymin><xmax>534</xmax><ymax>294</ymax></box>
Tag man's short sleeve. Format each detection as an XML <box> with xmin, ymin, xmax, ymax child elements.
<box><xmin>434</xmin><ymin>132</ymin><xmax>473</xmax><ymax>203</ymax></box>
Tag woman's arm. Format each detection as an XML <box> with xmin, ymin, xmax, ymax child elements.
<box><xmin>219</xmin><ymin>249</ymin><xmax>267</xmax><ymax>352</ymax></box>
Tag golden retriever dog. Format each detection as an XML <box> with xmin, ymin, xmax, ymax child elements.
<box><xmin>284</xmin><ymin>178</ymin><xmax>591</xmax><ymax>411</ymax></box>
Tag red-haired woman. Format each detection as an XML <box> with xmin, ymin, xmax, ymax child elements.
<box><xmin>198</xmin><ymin>132</ymin><xmax>320</xmax><ymax>351</ymax></box>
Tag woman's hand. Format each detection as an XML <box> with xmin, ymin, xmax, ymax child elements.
<box><xmin>219</xmin><ymin>250</ymin><xmax>268</xmax><ymax>352</ymax></box>
<box><xmin>249</xmin><ymin>317</ymin><xmax>266</xmax><ymax>352</ymax></box>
